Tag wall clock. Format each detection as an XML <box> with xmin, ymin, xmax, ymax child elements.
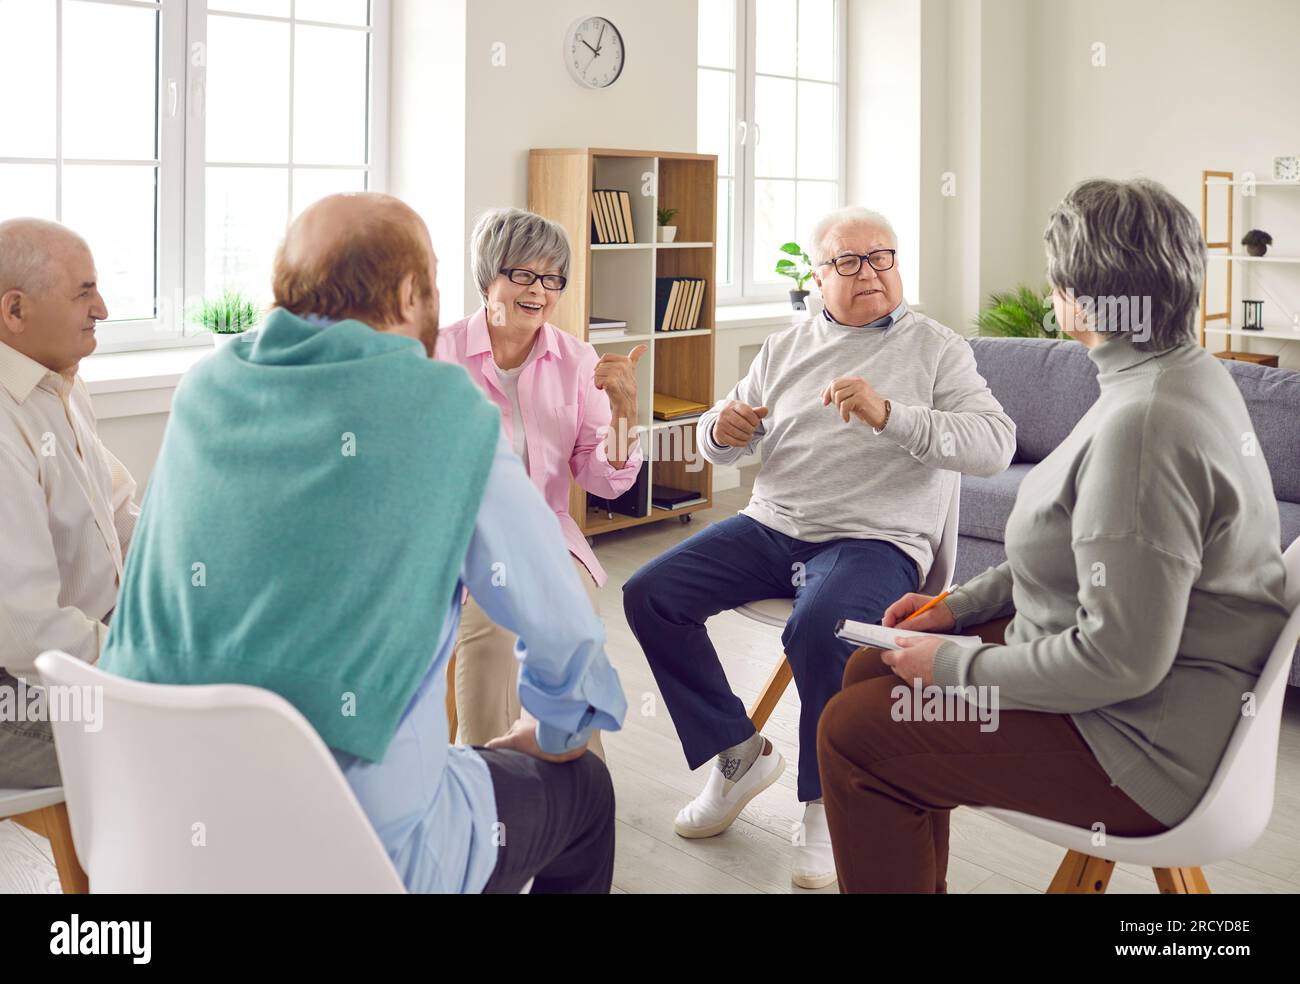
<box><xmin>565</xmin><ymin>16</ymin><xmax>625</xmax><ymax>89</ymax></box>
<box><xmin>1274</xmin><ymin>156</ymin><xmax>1299</xmax><ymax>182</ymax></box>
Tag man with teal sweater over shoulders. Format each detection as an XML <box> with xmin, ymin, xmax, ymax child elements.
<box><xmin>100</xmin><ymin>193</ymin><xmax>627</xmax><ymax>893</ymax></box>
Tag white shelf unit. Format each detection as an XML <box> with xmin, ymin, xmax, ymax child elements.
<box><xmin>1200</xmin><ymin>169</ymin><xmax>1300</xmax><ymax>363</ymax></box>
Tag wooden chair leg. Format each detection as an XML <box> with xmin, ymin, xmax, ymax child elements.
<box><xmin>747</xmin><ymin>657</ymin><xmax>793</xmax><ymax>731</ymax></box>
<box><xmin>1047</xmin><ymin>849</ymin><xmax>1115</xmax><ymax>894</ymax></box>
<box><xmin>13</xmin><ymin>803</ymin><xmax>88</xmax><ymax>894</ymax></box>
<box><xmin>10</xmin><ymin>809</ymin><xmax>46</xmax><ymax>838</ymax></box>
<box><xmin>445</xmin><ymin>649</ymin><xmax>459</xmax><ymax>743</ymax></box>
<box><xmin>1153</xmin><ymin>866</ymin><xmax>1211</xmax><ymax>894</ymax></box>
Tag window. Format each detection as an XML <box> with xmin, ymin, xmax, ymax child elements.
<box><xmin>0</xmin><ymin>0</ymin><xmax>388</xmax><ymax>352</ymax></box>
<box><xmin>698</xmin><ymin>0</ymin><xmax>844</xmax><ymax>303</ymax></box>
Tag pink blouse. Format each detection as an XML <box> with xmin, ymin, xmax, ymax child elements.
<box><xmin>436</xmin><ymin>308</ymin><xmax>644</xmax><ymax>586</ymax></box>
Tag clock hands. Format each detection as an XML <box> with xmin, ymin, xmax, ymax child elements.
<box><xmin>580</xmin><ymin>37</ymin><xmax>599</xmax><ymax>56</ymax></box>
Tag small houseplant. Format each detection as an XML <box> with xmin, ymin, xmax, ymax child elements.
<box><xmin>657</xmin><ymin>207</ymin><xmax>678</xmax><ymax>243</ymax></box>
<box><xmin>1242</xmin><ymin>229</ymin><xmax>1273</xmax><ymax>257</ymax></box>
<box><xmin>192</xmin><ymin>289</ymin><xmax>261</xmax><ymax>347</ymax></box>
<box><xmin>974</xmin><ymin>285</ymin><xmax>1062</xmax><ymax>339</ymax></box>
<box><xmin>776</xmin><ymin>242</ymin><xmax>814</xmax><ymax>310</ymax></box>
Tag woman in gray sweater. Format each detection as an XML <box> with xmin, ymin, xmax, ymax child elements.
<box><xmin>817</xmin><ymin>177</ymin><xmax>1290</xmax><ymax>893</ymax></box>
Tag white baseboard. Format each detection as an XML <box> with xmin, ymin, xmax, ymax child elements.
<box><xmin>713</xmin><ymin>465</ymin><xmax>741</xmax><ymax>492</ymax></box>
<box><xmin>712</xmin><ymin>452</ymin><xmax>759</xmax><ymax>494</ymax></box>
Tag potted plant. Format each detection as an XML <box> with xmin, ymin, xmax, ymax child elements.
<box><xmin>192</xmin><ymin>289</ymin><xmax>261</xmax><ymax>347</ymax></box>
<box><xmin>974</xmin><ymin>285</ymin><xmax>1063</xmax><ymax>339</ymax></box>
<box><xmin>776</xmin><ymin>242</ymin><xmax>814</xmax><ymax>309</ymax></box>
<box><xmin>657</xmin><ymin>207</ymin><xmax>678</xmax><ymax>243</ymax></box>
<box><xmin>1242</xmin><ymin>229</ymin><xmax>1273</xmax><ymax>257</ymax></box>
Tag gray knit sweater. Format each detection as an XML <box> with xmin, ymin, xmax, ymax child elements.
<box><xmin>935</xmin><ymin>339</ymin><xmax>1289</xmax><ymax>826</ymax></box>
<box><xmin>698</xmin><ymin>306</ymin><xmax>1015</xmax><ymax>580</ymax></box>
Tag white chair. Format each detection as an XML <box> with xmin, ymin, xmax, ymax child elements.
<box><xmin>35</xmin><ymin>651</ymin><xmax>405</xmax><ymax>893</ymax></box>
<box><xmin>983</xmin><ymin>537</ymin><xmax>1300</xmax><ymax>894</ymax></box>
<box><xmin>0</xmin><ymin>786</ymin><xmax>87</xmax><ymax>893</ymax></box>
<box><xmin>738</xmin><ymin>475</ymin><xmax>961</xmax><ymax>728</ymax></box>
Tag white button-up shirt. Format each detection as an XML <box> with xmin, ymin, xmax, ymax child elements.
<box><xmin>0</xmin><ymin>341</ymin><xmax>140</xmax><ymax>677</ymax></box>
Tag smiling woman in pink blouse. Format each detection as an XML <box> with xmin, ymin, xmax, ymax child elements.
<box><xmin>438</xmin><ymin>208</ymin><xmax>644</xmax><ymax>759</ymax></box>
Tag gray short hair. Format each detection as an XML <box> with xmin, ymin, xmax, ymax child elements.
<box><xmin>0</xmin><ymin>218</ymin><xmax>83</xmax><ymax>297</ymax></box>
<box><xmin>470</xmin><ymin>207</ymin><xmax>571</xmax><ymax>302</ymax></box>
<box><xmin>809</xmin><ymin>206</ymin><xmax>897</xmax><ymax>265</ymax></box>
<box><xmin>1044</xmin><ymin>178</ymin><xmax>1205</xmax><ymax>352</ymax></box>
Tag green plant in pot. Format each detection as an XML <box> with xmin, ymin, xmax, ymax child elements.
<box><xmin>776</xmin><ymin>242</ymin><xmax>814</xmax><ymax>310</ymax></box>
<box><xmin>974</xmin><ymin>285</ymin><xmax>1064</xmax><ymax>339</ymax></box>
<box><xmin>657</xmin><ymin>207</ymin><xmax>679</xmax><ymax>243</ymax></box>
<box><xmin>1242</xmin><ymin>229</ymin><xmax>1272</xmax><ymax>257</ymax></box>
<box><xmin>192</xmin><ymin>289</ymin><xmax>261</xmax><ymax>347</ymax></box>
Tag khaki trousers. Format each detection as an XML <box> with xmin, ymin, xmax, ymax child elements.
<box><xmin>452</xmin><ymin>556</ymin><xmax>605</xmax><ymax>760</ymax></box>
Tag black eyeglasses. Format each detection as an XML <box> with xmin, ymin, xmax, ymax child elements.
<box><xmin>822</xmin><ymin>250</ymin><xmax>897</xmax><ymax>276</ymax></box>
<box><xmin>501</xmin><ymin>268</ymin><xmax>568</xmax><ymax>291</ymax></box>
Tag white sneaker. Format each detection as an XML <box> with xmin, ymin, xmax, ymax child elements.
<box><xmin>673</xmin><ymin>738</ymin><xmax>785</xmax><ymax>839</ymax></box>
<box><xmin>792</xmin><ymin>802</ymin><xmax>838</xmax><ymax>889</ymax></box>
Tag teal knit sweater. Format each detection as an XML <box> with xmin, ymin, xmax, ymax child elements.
<box><xmin>101</xmin><ymin>310</ymin><xmax>500</xmax><ymax>761</ymax></box>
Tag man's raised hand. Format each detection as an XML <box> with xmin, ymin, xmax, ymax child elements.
<box><xmin>713</xmin><ymin>400</ymin><xmax>769</xmax><ymax>448</ymax></box>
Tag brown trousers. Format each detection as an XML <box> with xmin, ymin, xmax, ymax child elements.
<box><xmin>816</xmin><ymin>618</ymin><xmax>1167</xmax><ymax>893</ymax></box>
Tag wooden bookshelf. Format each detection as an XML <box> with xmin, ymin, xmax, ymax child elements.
<box><xmin>529</xmin><ymin>148</ymin><xmax>718</xmax><ymax>538</ymax></box>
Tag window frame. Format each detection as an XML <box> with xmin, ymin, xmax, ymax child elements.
<box><xmin>702</xmin><ymin>0</ymin><xmax>847</xmax><ymax>306</ymax></box>
<box><xmin>1</xmin><ymin>0</ymin><xmax>391</xmax><ymax>356</ymax></box>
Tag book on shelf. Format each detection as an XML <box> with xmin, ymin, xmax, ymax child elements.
<box><xmin>654</xmin><ymin>277</ymin><xmax>708</xmax><ymax>331</ymax></box>
<box><xmin>588</xmin><ymin>316</ymin><xmax>629</xmax><ymax>339</ymax></box>
<box><xmin>652</xmin><ymin>484</ymin><xmax>708</xmax><ymax>511</ymax></box>
<box><xmin>590</xmin><ymin>189</ymin><xmax>636</xmax><ymax>244</ymax></box>
<box><xmin>653</xmin><ymin>392</ymin><xmax>709</xmax><ymax>420</ymax></box>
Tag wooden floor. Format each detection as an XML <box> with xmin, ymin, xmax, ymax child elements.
<box><xmin>5</xmin><ymin>466</ymin><xmax>1299</xmax><ymax>894</ymax></box>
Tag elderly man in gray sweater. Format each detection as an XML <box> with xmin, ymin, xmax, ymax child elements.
<box><xmin>623</xmin><ymin>206</ymin><xmax>1014</xmax><ymax>888</ymax></box>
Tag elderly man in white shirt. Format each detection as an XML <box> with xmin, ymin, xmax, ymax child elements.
<box><xmin>0</xmin><ymin>218</ymin><xmax>140</xmax><ymax>787</ymax></box>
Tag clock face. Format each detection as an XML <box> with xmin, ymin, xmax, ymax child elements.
<box><xmin>1276</xmin><ymin>156</ymin><xmax>1300</xmax><ymax>182</ymax></box>
<box><xmin>566</xmin><ymin>16</ymin><xmax>625</xmax><ymax>89</ymax></box>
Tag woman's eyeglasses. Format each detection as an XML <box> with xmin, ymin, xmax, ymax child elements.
<box><xmin>821</xmin><ymin>250</ymin><xmax>897</xmax><ymax>276</ymax></box>
<box><xmin>501</xmin><ymin>268</ymin><xmax>568</xmax><ymax>291</ymax></box>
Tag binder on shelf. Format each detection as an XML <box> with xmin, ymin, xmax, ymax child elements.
<box><xmin>590</xmin><ymin>192</ymin><xmax>610</xmax><ymax>243</ymax></box>
<box><xmin>598</xmin><ymin>190</ymin><xmax>619</xmax><ymax>243</ymax></box>
<box><xmin>618</xmin><ymin>191</ymin><xmax>635</xmax><ymax>243</ymax></box>
<box><xmin>654</xmin><ymin>277</ymin><xmax>707</xmax><ymax>331</ymax></box>
<box><xmin>591</xmin><ymin>189</ymin><xmax>637</xmax><ymax>244</ymax></box>
<box><xmin>588</xmin><ymin>467</ymin><xmax>648</xmax><ymax>520</ymax></box>
<box><xmin>653</xmin><ymin>484</ymin><xmax>708</xmax><ymax>511</ymax></box>
<box><xmin>653</xmin><ymin>392</ymin><xmax>710</xmax><ymax>420</ymax></box>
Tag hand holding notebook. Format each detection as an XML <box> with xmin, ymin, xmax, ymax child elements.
<box><xmin>834</xmin><ymin>619</ymin><xmax>982</xmax><ymax>652</ymax></box>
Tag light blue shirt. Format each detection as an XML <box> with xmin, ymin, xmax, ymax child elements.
<box><xmin>331</xmin><ymin>435</ymin><xmax>627</xmax><ymax>893</ymax></box>
<box><xmin>823</xmin><ymin>299</ymin><xmax>908</xmax><ymax>330</ymax></box>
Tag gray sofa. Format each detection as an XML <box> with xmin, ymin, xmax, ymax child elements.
<box><xmin>956</xmin><ymin>336</ymin><xmax>1300</xmax><ymax>686</ymax></box>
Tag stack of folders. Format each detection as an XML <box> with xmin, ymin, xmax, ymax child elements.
<box><xmin>655</xmin><ymin>277</ymin><xmax>707</xmax><ymax>332</ymax></box>
<box><xmin>652</xmin><ymin>484</ymin><xmax>708</xmax><ymax>512</ymax></box>
<box><xmin>591</xmin><ymin>189</ymin><xmax>636</xmax><ymax>244</ymax></box>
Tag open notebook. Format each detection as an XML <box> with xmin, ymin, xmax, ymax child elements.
<box><xmin>834</xmin><ymin>618</ymin><xmax>983</xmax><ymax>652</ymax></box>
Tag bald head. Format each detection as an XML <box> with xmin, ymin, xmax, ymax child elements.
<box><xmin>272</xmin><ymin>193</ymin><xmax>440</xmax><ymax>352</ymax></box>
<box><xmin>0</xmin><ymin>218</ymin><xmax>91</xmax><ymax>298</ymax></box>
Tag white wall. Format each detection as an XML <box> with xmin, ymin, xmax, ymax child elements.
<box><xmin>846</xmin><ymin>0</ymin><xmax>921</xmax><ymax>303</ymax></box>
<box><xmin>921</xmin><ymin>0</ymin><xmax>1300</xmax><ymax>363</ymax></box>
<box><xmin>1021</xmin><ymin>0</ymin><xmax>1300</xmax><ymax>367</ymax></box>
<box><xmin>394</xmin><ymin>0</ymin><xmax>699</xmax><ymax>319</ymax></box>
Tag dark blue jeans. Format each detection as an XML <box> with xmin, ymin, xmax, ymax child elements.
<box><xmin>623</xmin><ymin>514</ymin><xmax>918</xmax><ymax>801</ymax></box>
